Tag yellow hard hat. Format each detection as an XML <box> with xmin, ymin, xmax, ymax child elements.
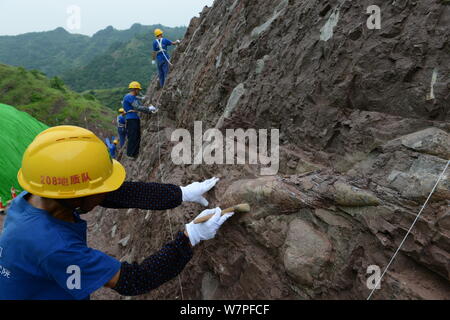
<box><xmin>113</xmin><ymin>139</ymin><xmax>119</xmax><ymax>145</ymax></box>
<box><xmin>118</xmin><ymin>108</ymin><xmax>125</xmax><ymax>114</ymax></box>
<box><xmin>154</xmin><ymin>29</ymin><xmax>163</xmax><ymax>37</ymax></box>
<box><xmin>128</xmin><ymin>81</ymin><xmax>142</xmax><ymax>90</ymax></box>
<box><xmin>17</xmin><ymin>126</ymin><xmax>126</xmax><ymax>199</ymax></box>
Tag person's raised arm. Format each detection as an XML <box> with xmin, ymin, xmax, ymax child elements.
<box><xmin>105</xmin><ymin>207</ymin><xmax>233</xmax><ymax>296</ymax></box>
<box><xmin>100</xmin><ymin>177</ymin><xmax>220</xmax><ymax>210</ymax></box>
<box><xmin>101</xmin><ymin>181</ymin><xmax>182</xmax><ymax>210</ymax></box>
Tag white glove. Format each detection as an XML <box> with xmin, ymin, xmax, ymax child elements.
<box><xmin>185</xmin><ymin>208</ymin><xmax>234</xmax><ymax>247</ymax></box>
<box><xmin>180</xmin><ymin>177</ymin><xmax>219</xmax><ymax>206</ymax></box>
<box><xmin>152</xmin><ymin>60</ymin><xmax>156</xmax><ymax>65</ymax></box>
<box><xmin>148</xmin><ymin>105</ymin><xmax>158</xmax><ymax>113</ymax></box>
<box><xmin>176</xmin><ymin>40</ymin><xmax>181</xmax><ymax>44</ymax></box>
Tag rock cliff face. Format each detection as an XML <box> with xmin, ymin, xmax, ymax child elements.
<box><xmin>90</xmin><ymin>0</ymin><xmax>450</xmax><ymax>299</ymax></box>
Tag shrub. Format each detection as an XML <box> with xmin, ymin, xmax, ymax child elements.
<box><xmin>30</xmin><ymin>93</ymin><xmax>43</xmax><ymax>103</ymax></box>
<box><xmin>50</xmin><ymin>77</ymin><xmax>66</xmax><ymax>92</ymax></box>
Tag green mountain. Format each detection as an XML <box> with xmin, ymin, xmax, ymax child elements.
<box><xmin>0</xmin><ymin>103</ymin><xmax>48</xmax><ymax>203</ymax></box>
<box><xmin>83</xmin><ymin>87</ymin><xmax>127</xmax><ymax>112</ymax></box>
<box><xmin>0</xmin><ymin>24</ymin><xmax>187</xmax><ymax>92</ymax></box>
<box><xmin>0</xmin><ymin>27</ymin><xmax>90</xmax><ymax>77</ymax></box>
<box><xmin>0</xmin><ymin>64</ymin><xmax>115</xmax><ymax>137</ymax></box>
<box><xmin>0</xmin><ymin>24</ymin><xmax>155</xmax><ymax>76</ymax></box>
<box><xmin>61</xmin><ymin>26</ymin><xmax>186</xmax><ymax>92</ymax></box>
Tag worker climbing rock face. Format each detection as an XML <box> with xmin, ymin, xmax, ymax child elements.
<box><xmin>152</xmin><ymin>28</ymin><xmax>181</xmax><ymax>88</ymax></box>
<box><xmin>116</xmin><ymin>108</ymin><xmax>127</xmax><ymax>148</ymax></box>
<box><xmin>0</xmin><ymin>126</ymin><xmax>232</xmax><ymax>300</ymax></box>
<box><xmin>122</xmin><ymin>81</ymin><xmax>158</xmax><ymax>159</ymax></box>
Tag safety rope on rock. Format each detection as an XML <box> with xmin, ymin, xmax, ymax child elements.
<box><xmin>156</xmin><ymin>108</ymin><xmax>185</xmax><ymax>300</ymax></box>
<box><xmin>367</xmin><ymin>159</ymin><xmax>450</xmax><ymax>300</ymax></box>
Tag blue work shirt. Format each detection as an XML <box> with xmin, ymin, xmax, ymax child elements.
<box><xmin>105</xmin><ymin>138</ymin><xmax>117</xmax><ymax>159</ymax></box>
<box><xmin>0</xmin><ymin>192</ymin><xmax>121</xmax><ymax>300</ymax></box>
<box><xmin>122</xmin><ymin>94</ymin><xmax>140</xmax><ymax>120</ymax></box>
<box><xmin>117</xmin><ymin>115</ymin><xmax>126</xmax><ymax>128</ymax></box>
<box><xmin>153</xmin><ymin>38</ymin><xmax>172</xmax><ymax>63</ymax></box>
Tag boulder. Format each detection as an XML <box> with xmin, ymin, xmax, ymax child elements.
<box><xmin>283</xmin><ymin>219</ymin><xmax>332</xmax><ymax>287</ymax></box>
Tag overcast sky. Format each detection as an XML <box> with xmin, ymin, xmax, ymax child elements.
<box><xmin>0</xmin><ymin>0</ymin><xmax>215</xmax><ymax>36</ymax></box>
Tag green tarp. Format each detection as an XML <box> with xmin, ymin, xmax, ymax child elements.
<box><xmin>0</xmin><ymin>104</ymin><xmax>48</xmax><ymax>203</ymax></box>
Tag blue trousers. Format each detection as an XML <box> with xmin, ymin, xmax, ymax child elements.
<box><xmin>126</xmin><ymin>119</ymin><xmax>141</xmax><ymax>158</ymax></box>
<box><xmin>157</xmin><ymin>59</ymin><xmax>169</xmax><ymax>87</ymax></box>
<box><xmin>118</xmin><ymin>127</ymin><xmax>127</xmax><ymax>148</ymax></box>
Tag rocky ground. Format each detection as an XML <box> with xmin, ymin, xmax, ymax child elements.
<box><xmin>87</xmin><ymin>0</ymin><xmax>450</xmax><ymax>299</ymax></box>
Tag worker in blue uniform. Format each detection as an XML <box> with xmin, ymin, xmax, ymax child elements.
<box><xmin>116</xmin><ymin>108</ymin><xmax>127</xmax><ymax>148</ymax></box>
<box><xmin>152</xmin><ymin>28</ymin><xmax>181</xmax><ymax>88</ymax></box>
<box><xmin>122</xmin><ymin>81</ymin><xmax>157</xmax><ymax>159</ymax></box>
<box><xmin>105</xmin><ymin>137</ymin><xmax>118</xmax><ymax>159</ymax></box>
<box><xmin>0</xmin><ymin>126</ymin><xmax>231</xmax><ymax>300</ymax></box>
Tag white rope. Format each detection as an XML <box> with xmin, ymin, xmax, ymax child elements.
<box><xmin>367</xmin><ymin>159</ymin><xmax>450</xmax><ymax>300</ymax></box>
<box><xmin>156</xmin><ymin>108</ymin><xmax>185</xmax><ymax>300</ymax></box>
